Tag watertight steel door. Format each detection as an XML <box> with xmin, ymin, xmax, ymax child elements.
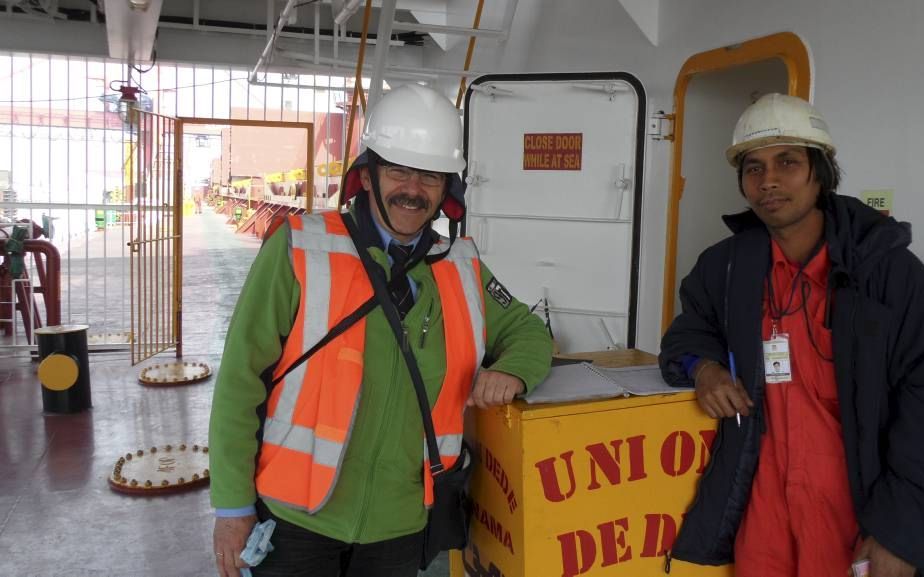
<box><xmin>464</xmin><ymin>73</ymin><xmax>645</xmax><ymax>353</ymax></box>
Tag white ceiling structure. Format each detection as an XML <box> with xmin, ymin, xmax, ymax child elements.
<box><xmin>91</xmin><ymin>0</ymin><xmax>516</xmax><ymax>79</ymax></box>
<box><xmin>3</xmin><ymin>0</ymin><xmax>658</xmax><ymax>96</ymax></box>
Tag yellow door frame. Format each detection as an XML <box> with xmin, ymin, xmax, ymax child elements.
<box><xmin>172</xmin><ymin>117</ymin><xmax>313</xmax><ymax>358</ymax></box>
<box><xmin>660</xmin><ymin>31</ymin><xmax>812</xmax><ymax>334</ymax></box>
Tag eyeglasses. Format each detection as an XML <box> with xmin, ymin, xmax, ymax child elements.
<box><xmin>380</xmin><ymin>163</ymin><xmax>446</xmax><ymax>188</ymax></box>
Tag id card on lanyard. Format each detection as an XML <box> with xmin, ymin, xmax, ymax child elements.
<box><xmin>763</xmin><ymin>242</ymin><xmax>812</xmax><ymax>385</ymax></box>
<box><xmin>764</xmin><ymin>329</ymin><xmax>792</xmax><ymax>383</ymax></box>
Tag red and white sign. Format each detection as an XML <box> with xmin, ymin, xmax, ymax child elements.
<box><xmin>523</xmin><ymin>133</ymin><xmax>583</xmax><ymax>170</ymax></box>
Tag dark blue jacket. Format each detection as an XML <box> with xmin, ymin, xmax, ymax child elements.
<box><xmin>659</xmin><ymin>194</ymin><xmax>924</xmax><ymax>571</ymax></box>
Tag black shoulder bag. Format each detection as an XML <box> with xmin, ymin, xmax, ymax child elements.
<box><xmin>340</xmin><ymin>214</ymin><xmax>473</xmax><ymax>571</ymax></box>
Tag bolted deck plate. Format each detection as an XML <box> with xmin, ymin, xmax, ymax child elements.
<box><xmin>108</xmin><ymin>443</ymin><xmax>210</xmax><ymax>495</ymax></box>
<box><xmin>138</xmin><ymin>361</ymin><xmax>211</xmax><ymax>386</ymax></box>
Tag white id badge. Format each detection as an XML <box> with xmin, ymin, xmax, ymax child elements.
<box><xmin>763</xmin><ymin>334</ymin><xmax>792</xmax><ymax>383</ymax></box>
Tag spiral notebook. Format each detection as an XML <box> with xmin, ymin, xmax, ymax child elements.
<box><xmin>523</xmin><ymin>362</ymin><xmax>678</xmax><ymax>404</ymax></box>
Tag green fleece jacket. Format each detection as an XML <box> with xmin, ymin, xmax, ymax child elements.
<box><xmin>209</xmin><ymin>216</ymin><xmax>552</xmax><ymax>543</ymax></box>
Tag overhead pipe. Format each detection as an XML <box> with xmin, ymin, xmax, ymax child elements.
<box><xmin>249</xmin><ymin>0</ymin><xmax>300</xmax><ymax>83</ymax></box>
<box><xmin>367</xmin><ymin>0</ymin><xmax>397</xmax><ymax>111</ymax></box>
<box><xmin>333</xmin><ymin>0</ymin><xmax>363</xmax><ymax>26</ymax></box>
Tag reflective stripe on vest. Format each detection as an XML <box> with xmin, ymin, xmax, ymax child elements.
<box><xmin>257</xmin><ymin>212</ymin><xmax>367</xmax><ymax>513</ymax></box>
<box><xmin>256</xmin><ymin>212</ymin><xmax>485</xmax><ymax>513</ymax></box>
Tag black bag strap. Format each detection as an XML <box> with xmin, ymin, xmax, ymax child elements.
<box><xmin>270</xmin><ymin>295</ymin><xmax>377</xmax><ymax>387</ymax></box>
<box><xmin>341</xmin><ymin>213</ymin><xmax>446</xmax><ymax>475</ymax></box>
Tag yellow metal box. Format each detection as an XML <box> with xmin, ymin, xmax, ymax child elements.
<box><xmin>456</xmin><ymin>350</ymin><xmax>733</xmax><ymax>577</ymax></box>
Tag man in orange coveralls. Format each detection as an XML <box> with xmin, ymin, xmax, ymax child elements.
<box><xmin>659</xmin><ymin>94</ymin><xmax>923</xmax><ymax>577</ymax></box>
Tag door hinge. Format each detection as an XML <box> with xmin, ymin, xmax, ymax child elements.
<box><xmin>648</xmin><ymin>111</ymin><xmax>675</xmax><ymax>141</ymax></box>
<box><xmin>464</xmin><ymin>161</ymin><xmax>489</xmax><ymax>187</ymax></box>
<box><xmin>469</xmin><ymin>84</ymin><xmax>515</xmax><ymax>100</ymax></box>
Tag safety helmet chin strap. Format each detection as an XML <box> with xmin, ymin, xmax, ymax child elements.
<box><xmin>447</xmin><ymin>216</ymin><xmax>458</xmax><ymax>245</ymax></box>
<box><xmin>365</xmin><ymin>150</ymin><xmax>455</xmax><ymax>250</ymax></box>
<box><xmin>365</xmin><ymin>151</ymin><xmax>399</xmax><ymax>235</ymax></box>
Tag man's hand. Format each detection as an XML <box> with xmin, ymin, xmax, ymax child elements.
<box><xmin>693</xmin><ymin>359</ymin><xmax>754</xmax><ymax>419</ymax></box>
<box><xmin>213</xmin><ymin>514</ymin><xmax>256</xmax><ymax>577</ymax></box>
<box><xmin>854</xmin><ymin>536</ymin><xmax>917</xmax><ymax>577</ymax></box>
<box><xmin>467</xmin><ymin>370</ymin><xmax>525</xmax><ymax>408</ymax></box>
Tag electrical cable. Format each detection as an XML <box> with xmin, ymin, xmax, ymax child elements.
<box><xmin>528</xmin><ymin>297</ymin><xmax>554</xmax><ymax>338</ymax></box>
<box><xmin>800</xmin><ymin>280</ymin><xmax>834</xmax><ymax>363</ymax></box>
<box><xmin>4</xmin><ymin>64</ymin><xmax>363</xmax><ymax>106</ymax></box>
<box><xmin>17</xmin><ymin>76</ymin><xmax>247</xmax><ymax>105</ymax></box>
<box><xmin>131</xmin><ymin>49</ymin><xmax>157</xmax><ymax>75</ymax></box>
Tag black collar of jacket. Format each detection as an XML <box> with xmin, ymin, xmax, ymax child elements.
<box><xmin>720</xmin><ymin>193</ymin><xmax>910</xmax><ymax>285</ymax></box>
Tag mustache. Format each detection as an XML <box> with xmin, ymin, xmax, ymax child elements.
<box><xmin>388</xmin><ymin>194</ymin><xmax>430</xmax><ymax>210</ymax></box>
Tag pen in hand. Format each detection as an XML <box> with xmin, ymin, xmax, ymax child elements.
<box><xmin>728</xmin><ymin>351</ymin><xmax>741</xmax><ymax>428</ymax></box>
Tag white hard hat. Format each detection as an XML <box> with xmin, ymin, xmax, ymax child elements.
<box><xmin>726</xmin><ymin>93</ymin><xmax>835</xmax><ymax>167</ymax></box>
<box><xmin>361</xmin><ymin>84</ymin><xmax>466</xmax><ymax>173</ymax></box>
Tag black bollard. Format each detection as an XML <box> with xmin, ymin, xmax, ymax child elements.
<box><xmin>35</xmin><ymin>324</ymin><xmax>92</xmax><ymax>414</ymax></box>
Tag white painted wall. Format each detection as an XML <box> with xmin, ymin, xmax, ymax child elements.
<box><xmin>617</xmin><ymin>0</ymin><xmax>659</xmax><ymax>46</ymax></box>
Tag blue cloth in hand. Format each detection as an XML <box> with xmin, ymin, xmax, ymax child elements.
<box><xmin>238</xmin><ymin>519</ymin><xmax>276</xmax><ymax>577</ymax></box>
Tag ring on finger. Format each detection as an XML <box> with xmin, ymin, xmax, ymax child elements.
<box><xmin>216</xmin><ymin>552</ymin><xmax>225</xmax><ymax>557</ymax></box>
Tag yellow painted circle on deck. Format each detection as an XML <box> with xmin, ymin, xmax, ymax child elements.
<box><xmin>38</xmin><ymin>354</ymin><xmax>79</xmax><ymax>391</ymax></box>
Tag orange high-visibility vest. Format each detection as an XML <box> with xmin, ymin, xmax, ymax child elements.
<box><xmin>255</xmin><ymin>211</ymin><xmax>486</xmax><ymax>513</ymax></box>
